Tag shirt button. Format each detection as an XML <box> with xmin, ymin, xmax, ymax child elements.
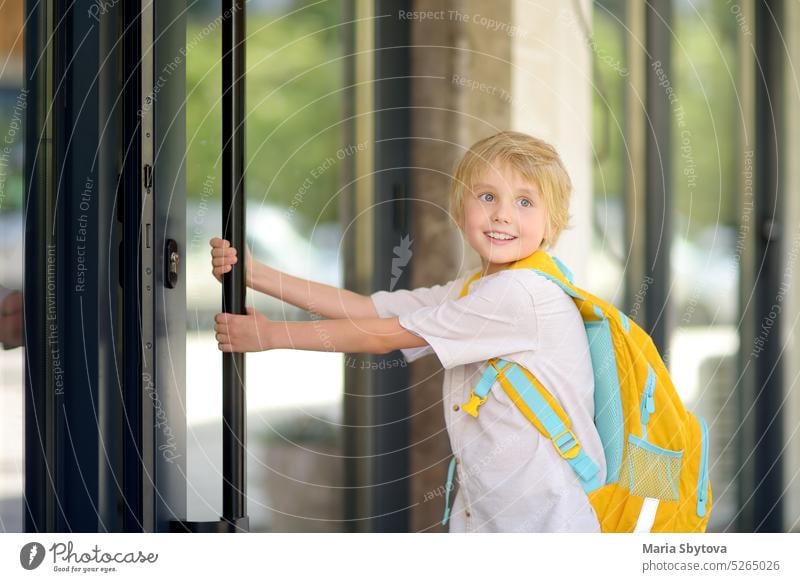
<box><xmin>452</xmin><ymin>404</ymin><xmax>460</xmax><ymax>411</ymax></box>
<box><xmin>465</xmin><ymin>510</ymin><xmax>471</xmax><ymax>517</ymax></box>
<box><xmin>454</xmin><ymin>456</ymin><xmax>460</xmax><ymax>464</ymax></box>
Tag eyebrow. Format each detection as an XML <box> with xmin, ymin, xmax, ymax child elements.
<box><xmin>472</xmin><ymin>183</ymin><xmax>539</xmax><ymax>196</ymax></box>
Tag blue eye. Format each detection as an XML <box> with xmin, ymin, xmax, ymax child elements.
<box><xmin>519</xmin><ymin>198</ymin><xmax>532</xmax><ymax>208</ymax></box>
<box><xmin>479</xmin><ymin>192</ymin><xmax>494</xmax><ymax>202</ymax></box>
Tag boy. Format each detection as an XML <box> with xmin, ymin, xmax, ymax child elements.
<box><xmin>210</xmin><ymin>131</ymin><xmax>606</xmax><ymax>532</ymax></box>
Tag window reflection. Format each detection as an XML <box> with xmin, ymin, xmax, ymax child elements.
<box><xmin>590</xmin><ymin>0</ymin><xmax>741</xmax><ymax>531</ymax></box>
<box><xmin>670</xmin><ymin>0</ymin><xmax>741</xmax><ymax>532</ymax></box>
<box><xmin>185</xmin><ymin>0</ymin><xmax>345</xmax><ymax>532</ymax></box>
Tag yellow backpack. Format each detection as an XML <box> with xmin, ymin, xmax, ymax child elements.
<box><xmin>453</xmin><ymin>251</ymin><xmax>711</xmax><ymax>532</ymax></box>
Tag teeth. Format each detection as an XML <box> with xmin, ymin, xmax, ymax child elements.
<box><xmin>487</xmin><ymin>232</ymin><xmax>515</xmax><ymax>240</ymax></box>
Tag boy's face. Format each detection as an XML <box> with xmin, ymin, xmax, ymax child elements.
<box><xmin>460</xmin><ymin>159</ymin><xmax>548</xmax><ymax>275</ymax></box>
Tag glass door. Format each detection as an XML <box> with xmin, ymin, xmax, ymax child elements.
<box><xmin>184</xmin><ymin>0</ymin><xmax>346</xmax><ymax>532</ymax></box>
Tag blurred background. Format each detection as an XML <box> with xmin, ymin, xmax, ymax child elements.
<box><xmin>1</xmin><ymin>0</ymin><xmax>799</xmax><ymax>533</ymax></box>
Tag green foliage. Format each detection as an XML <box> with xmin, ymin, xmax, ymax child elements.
<box><xmin>591</xmin><ymin>0</ymin><xmax>740</xmax><ymax>232</ymax></box>
<box><xmin>186</xmin><ymin>1</ymin><xmax>344</xmax><ymax>231</ymax></box>
<box><xmin>591</xmin><ymin>10</ymin><xmax>627</xmax><ymax>202</ymax></box>
<box><xmin>672</xmin><ymin>2</ymin><xmax>740</xmax><ymax>232</ymax></box>
<box><xmin>0</xmin><ymin>95</ymin><xmax>25</xmax><ymax>210</ymax></box>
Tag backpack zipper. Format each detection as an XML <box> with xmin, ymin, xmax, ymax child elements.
<box><xmin>640</xmin><ymin>365</ymin><xmax>656</xmax><ymax>438</ymax></box>
<box><xmin>696</xmin><ymin>415</ymin><xmax>710</xmax><ymax>518</ymax></box>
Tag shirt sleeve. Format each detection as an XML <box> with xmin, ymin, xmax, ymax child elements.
<box><xmin>370</xmin><ymin>280</ymin><xmax>461</xmax><ymax>318</ymax></box>
<box><xmin>370</xmin><ymin>277</ymin><xmax>466</xmax><ymax>362</ymax></box>
<box><xmin>397</xmin><ymin>274</ymin><xmax>539</xmax><ymax>369</ymax></box>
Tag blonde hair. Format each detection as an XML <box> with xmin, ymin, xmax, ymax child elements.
<box><xmin>449</xmin><ymin>131</ymin><xmax>572</xmax><ymax>249</ymax></box>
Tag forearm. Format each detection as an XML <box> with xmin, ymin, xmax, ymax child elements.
<box><xmin>267</xmin><ymin>316</ymin><xmax>427</xmax><ymax>354</ymax></box>
<box><xmin>251</xmin><ymin>262</ymin><xmax>377</xmax><ymax>320</ymax></box>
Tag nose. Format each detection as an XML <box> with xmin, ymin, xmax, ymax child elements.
<box><xmin>491</xmin><ymin>200</ymin><xmax>513</xmax><ymax>224</ymax></box>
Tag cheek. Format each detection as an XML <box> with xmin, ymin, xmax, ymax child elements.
<box><xmin>520</xmin><ymin>213</ymin><xmax>547</xmax><ymax>240</ymax></box>
<box><xmin>464</xmin><ymin>205</ymin><xmax>485</xmax><ymax>227</ymax></box>
<box><xmin>533</xmin><ymin>211</ymin><xmax>548</xmax><ymax>232</ymax></box>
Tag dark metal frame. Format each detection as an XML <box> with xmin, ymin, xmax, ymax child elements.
<box><xmin>643</xmin><ymin>0</ymin><xmax>673</xmax><ymax>355</ymax></box>
<box><xmin>24</xmin><ymin>0</ymin><xmax>188</xmax><ymax>533</ymax></box>
<box><xmin>737</xmin><ymin>0</ymin><xmax>786</xmax><ymax>533</ymax></box>
<box><xmin>624</xmin><ymin>0</ymin><xmax>673</xmax><ymax>354</ymax></box>
<box><xmin>170</xmin><ymin>0</ymin><xmax>249</xmax><ymax>533</ymax></box>
<box><xmin>23</xmin><ymin>0</ymin><xmax>57</xmax><ymax>533</ymax></box>
<box><xmin>220</xmin><ymin>0</ymin><xmax>249</xmax><ymax>530</ymax></box>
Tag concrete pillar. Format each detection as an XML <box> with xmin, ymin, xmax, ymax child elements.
<box><xmin>408</xmin><ymin>0</ymin><xmax>512</xmax><ymax>531</ymax></box>
<box><xmin>407</xmin><ymin>0</ymin><xmax>592</xmax><ymax>531</ymax></box>
<box><xmin>511</xmin><ymin>0</ymin><xmax>593</xmax><ymax>280</ymax></box>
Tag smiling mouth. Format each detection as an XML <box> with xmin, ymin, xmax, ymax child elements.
<box><xmin>485</xmin><ymin>231</ymin><xmax>517</xmax><ymax>243</ymax></box>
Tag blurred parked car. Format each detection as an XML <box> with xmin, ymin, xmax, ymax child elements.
<box><xmin>186</xmin><ymin>201</ymin><xmax>341</xmax><ymax>330</ymax></box>
<box><xmin>672</xmin><ymin>226</ymin><xmax>737</xmax><ymax>326</ymax></box>
<box><xmin>0</xmin><ymin>211</ymin><xmax>23</xmax><ymax>293</ymax></box>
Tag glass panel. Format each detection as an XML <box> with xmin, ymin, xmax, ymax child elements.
<box><xmin>670</xmin><ymin>0</ymin><xmax>741</xmax><ymax>532</ymax></box>
<box><xmin>590</xmin><ymin>0</ymin><xmax>741</xmax><ymax>531</ymax></box>
<box><xmin>0</xmin><ymin>0</ymin><xmax>26</xmax><ymax>533</ymax></box>
<box><xmin>185</xmin><ymin>0</ymin><xmax>345</xmax><ymax>532</ymax></box>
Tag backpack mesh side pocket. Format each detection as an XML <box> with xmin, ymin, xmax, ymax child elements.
<box><xmin>623</xmin><ymin>435</ymin><xmax>683</xmax><ymax>501</ymax></box>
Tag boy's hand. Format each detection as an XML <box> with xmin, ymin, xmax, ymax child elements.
<box><xmin>214</xmin><ymin>307</ymin><xmax>271</xmax><ymax>352</ymax></box>
<box><xmin>210</xmin><ymin>237</ymin><xmax>254</xmax><ymax>287</ymax></box>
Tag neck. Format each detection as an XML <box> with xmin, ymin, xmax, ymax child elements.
<box><xmin>480</xmin><ymin>249</ymin><xmax>545</xmax><ymax>276</ymax></box>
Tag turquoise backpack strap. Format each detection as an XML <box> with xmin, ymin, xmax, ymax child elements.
<box><xmin>462</xmin><ymin>359</ymin><xmax>515</xmax><ymax>417</ymax></box>
<box><xmin>517</xmin><ymin>253</ymin><xmax>587</xmax><ymax>301</ymax></box>
<box><xmin>461</xmin><ymin>357</ymin><xmax>601</xmax><ymax>493</ymax></box>
<box><xmin>551</xmin><ymin>255</ymin><xmax>574</xmax><ymax>283</ymax></box>
<box><xmin>494</xmin><ymin>359</ymin><xmax>602</xmax><ymax>494</ymax></box>
<box><xmin>441</xmin><ymin>456</ymin><xmax>458</xmax><ymax>526</ymax></box>
<box><xmin>460</xmin><ymin>255</ymin><xmax>601</xmax><ymax>494</ymax></box>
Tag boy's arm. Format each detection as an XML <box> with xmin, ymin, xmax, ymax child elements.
<box><xmin>212</xmin><ymin>238</ymin><xmax>377</xmax><ymax>320</ymax></box>
<box><xmin>215</xmin><ymin>309</ymin><xmax>427</xmax><ymax>354</ymax></box>
<box><xmin>251</xmin><ymin>261</ymin><xmax>379</xmax><ymax>320</ymax></box>
<box><xmin>268</xmin><ymin>316</ymin><xmax>426</xmax><ymax>354</ymax></box>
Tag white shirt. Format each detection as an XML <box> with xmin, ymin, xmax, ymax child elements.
<box><xmin>371</xmin><ymin>268</ymin><xmax>606</xmax><ymax>532</ymax></box>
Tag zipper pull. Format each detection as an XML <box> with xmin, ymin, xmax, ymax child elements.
<box><xmin>696</xmin><ymin>492</ymin><xmax>707</xmax><ymax>518</ymax></box>
<box><xmin>641</xmin><ymin>389</ymin><xmax>655</xmax><ymax>425</ymax></box>
<box><xmin>646</xmin><ymin>389</ymin><xmax>655</xmax><ymax>415</ymax></box>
